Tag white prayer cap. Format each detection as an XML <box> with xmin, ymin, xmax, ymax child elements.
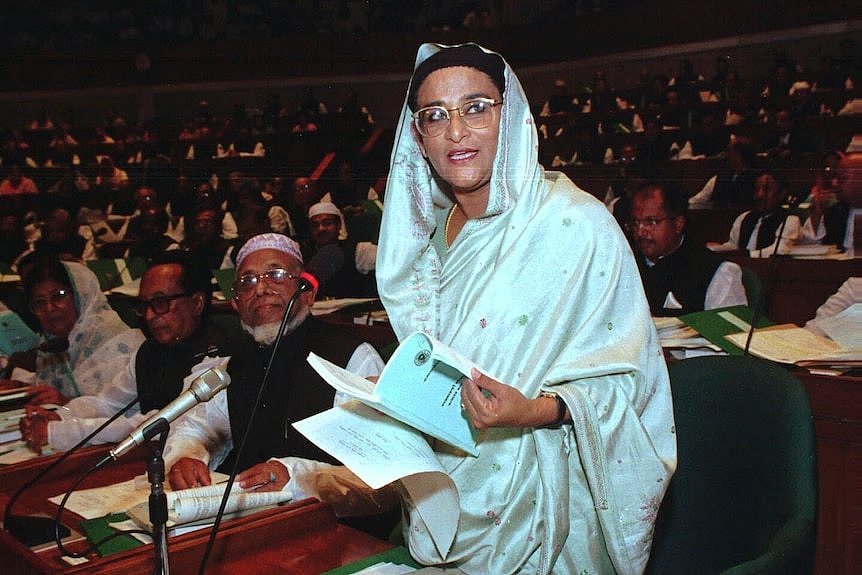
<box><xmin>235</xmin><ymin>233</ymin><xmax>303</xmax><ymax>268</ymax></box>
<box><xmin>308</xmin><ymin>201</ymin><xmax>342</xmax><ymax>219</ymax></box>
<box><xmin>789</xmin><ymin>81</ymin><xmax>811</xmax><ymax>95</ymax></box>
<box><xmin>308</xmin><ymin>201</ymin><xmax>348</xmax><ymax>240</ymax></box>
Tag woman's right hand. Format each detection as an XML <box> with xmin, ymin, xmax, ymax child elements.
<box><xmin>26</xmin><ymin>384</ymin><xmax>70</xmax><ymax>406</ymax></box>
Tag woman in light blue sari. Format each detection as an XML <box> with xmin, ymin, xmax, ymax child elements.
<box><xmin>377</xmin><ymin>43</ymin><xmax>677</xmax><ymax>574</ymax></box>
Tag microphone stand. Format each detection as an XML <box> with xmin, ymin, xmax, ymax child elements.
<box><xmin>743</xmin><ymin>199</ymin><xmax>797</xmax><ymax>355</ymax></box>
<box><xmin>3</xmin><ymin>396</ymin><xmax>139</xmax><ymax>547</ymax></box>
<box><xmin>144</xmin><ymin>419</ymin><xmax>172</xmax><ymax>575</ymax></box>
<box><xmin>196</xmin><ymin>280</ymin><xmax>312</xmax><ymax>575</ymax></box>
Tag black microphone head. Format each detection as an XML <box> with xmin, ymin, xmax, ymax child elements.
<box><xmin>39</xmin><ymin>337</ymin><xmax>70</xmax><ymax>354</ymax></box>
<box><xmin>304</xmin><ymin>243</ymin><xmax>345</xmax><ymax>288</ymax></box>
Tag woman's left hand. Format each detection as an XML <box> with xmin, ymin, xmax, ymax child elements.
<box><xmin>19</xmin><ymin>406</ymin><xmax>60</xmax><ymax>454</ymax></box>
<box><xmin>461</xmin><ymin>368</ymin><xmax>550</xmax><ymax>429</ymax></box>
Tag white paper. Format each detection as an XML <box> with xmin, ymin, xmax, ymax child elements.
<box><xmin>813</xmin><ymin>303</ymin><xmax>862</xmax><ymax>350</ymax></box>
<box><xmin>293</xmin><ymin>400</ymin><xmax>460</xmax><ymax>558</ymax></box>
<box><xmin>307</xmin><ymin>331</ymin><xmax>483</xmax><ymax>455</ymax></box>
<box><xmin>293</xmin><ymin>401</ymin><xmax>446</xmax><ymax>490</ymax></box>
<box><xmin>50</xmin><ymin>476</ymin><xmax>145</xmax><ymax>519</ymax></box>
<box><xmin>725</xmin><ymin>325</ymin><xmax>861</xmax><ymax>365</ymax></box>
<box><xmin>49</xmin><ymin>472</ymin><xmax>233</xmax><ymax>520</ymax></box>
<box><xmin>0</xmin><ymin>444</ymin><xmax>41</xmax><ymax>465</ymax></box>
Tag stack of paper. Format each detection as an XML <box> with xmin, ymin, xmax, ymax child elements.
<box><xmin>653</xmin><ymin>317</ymin><xmax>720</xmax><ymax>351</ymax></box>
<box><xmin>725</xmin><ymin>325</ymin><xmax>861</xmax><ymax>368</ymax></box>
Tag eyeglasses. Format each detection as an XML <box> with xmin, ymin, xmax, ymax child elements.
<box><xmin>232</xmin><ymin>268</ymin><xmax>299</xmax><ymax>297</ymax></box>
<box><xmin>135</xmin><ymin>292</ymin><xmax>193</xmax><ymax>317</ymax></box>
<box><xmin>412</xmin><ymin>98</ymin><xmax>503</xmax><ymax>138</ymax></box>
<box><xmin>29</xmin><ymin>288</ymin><xmax>72</xmax><ymax>314</ymax></box>
<box><xmin>625</xmin><ymin>217</ymin><xmax>669</xmax><ymax>232</ymax></box>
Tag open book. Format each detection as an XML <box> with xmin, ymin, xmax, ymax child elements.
<box><xmin>126</xmin><ymin>482</ymin><xmax>292</xmax><ymax>529</ymax></box>
<box><xmin>295</xmin><ymin>331</ymin><xmax>489</xmax><ymax>558</ymax></box>
<box><xmin>305</xmin><ymin>331</ymin><xmax>482</xmax><ymax>456</ymax></box>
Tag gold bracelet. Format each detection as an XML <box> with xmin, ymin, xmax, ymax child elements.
<box><xmin>540</xmin><ymin>391</ymin><xmax>567</xmax><ymax>427</ymax></box>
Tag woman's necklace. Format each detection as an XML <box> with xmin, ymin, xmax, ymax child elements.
<box><xmin>444</xmin><ymin>204</ymin><xmax>459</xmax><ymax>247</ymax></box>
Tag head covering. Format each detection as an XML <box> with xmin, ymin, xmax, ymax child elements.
<box><xmin>379</xmin><ymin>41</ymin><xmax>541</xmax><ymax>338</ymax></box>
<box><xmin>235</xmin><ymin>233</ymin><xmax>303</xmax><ymax>268</ymax></box>
<box><xmin>35</xmin><ymin>262</ymin><xmax>144</xmax><ymax>399</ymax></box>
<box><xmin>308</xmin><ymin>201</ymin><xmax>341</xmax><ymax>219</ymax></box>
<box><xmin>308</xmin><ymin>201</ymin><xmax>348</xmax><ymax>241</ymax></box>
<box><xmin>407</xmin><ymin>43</ymin><xmax>505</xmax><ymax>111</ymax></box>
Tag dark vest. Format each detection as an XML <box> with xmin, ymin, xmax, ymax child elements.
<box><xmin>822</xmin><ymin>201</ymin><xmax>851</xmax><ymax>246</ymax></box>
<box><xmin>638</xmin><ymin>237</ymin><xmax>724</xmax><ymax>317</ymax></box>
<box><xmin>220</xmin><ymin>317</ymin><xmax>362</xmax><ymax>473</ymax></box>
<box><xmin>305</xmin><ymin>240</ymin><xmax>378</xmax><ymax>299</ymax></box>
<box><xmin>135</xmin><ymin>319</ymin><xmax>234</xmax><ymax>414</ymax></box>
<box><xmin>738</xmin><ymin>209</ymin><xmax>787</xmax><ymax>251</ymax></box>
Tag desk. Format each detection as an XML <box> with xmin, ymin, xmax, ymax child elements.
<box><xmin>797</xmin><ymin>370</ymin><xmax>862</xmax><ymax>575</ymax></box>
<box><xmin>724</xmin><ymin>255</ymin><xmax>861</xmax><ymax>325</ymax></box>
<box><xmin>0</xmin><ymin>447</ymin><xmax>392</xmax><ymax>574</ymax></box>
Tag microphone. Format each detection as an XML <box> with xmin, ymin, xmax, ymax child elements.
<box><xmin>301</xmin><ymin>243</ymin><xmax>345</xmax><ymax>292</ymax></box>
<box><xmin>743</xmin><ymin>193</ymin><xmax>801</xmax><ymax>354</ymax></box>
<box><xmin>108</xmin><ymin>364</ymin><xmax>230</xmax><ymax>460</ymax></box>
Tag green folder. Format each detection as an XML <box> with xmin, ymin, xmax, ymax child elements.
<box><xmin>680</xmin><ymin>305</ymin><xmax>775</xmax><ymax>355</ymax></box>
<box><xmin>212</xmin><ymin>268</ymin><xmax>236</xmax><ymax>300</ymax></box>
<box><xmin>79</xmin><ymin>512</ymin><xmax>145</xmax><ymax>557</ymax></box>
<box><xmin>0</xmin><ymin>309</ymin><xmax>40</xmax><ymax>355</ymax></box>
<box><xmin>86</xmin><ymin>258</ymin><xmax>147</xmax><ymax>292</ymax></box>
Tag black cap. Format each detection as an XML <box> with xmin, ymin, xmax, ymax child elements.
<box><xmin>407</xmin><ymin>44</ymin><xmax>505</xmax><ymax>112</ymax></box>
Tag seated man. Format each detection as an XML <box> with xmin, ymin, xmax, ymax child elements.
<box><xmin>163</xmin><ymin>233</ymin><xmax>395</xmax><ymax>523</ymax></box>
<box><xmin>707</xmin><ymin>171</ymin><xmax>803</xmax><ymax>257</ymax></box>
<box><xmin>628</xmin><ymin>182</ymin><xmax>747</xmax><ymax>316</ymax></box>
<box><xmin>303</xmin><ymin>201</ymin><xmax>377</xmax><ymax>299</ymax></box>
<box><xmin>802</xmin><ymin>151</ymin><xmax>862</xmax><ymax>253</ymax></box>
<box><xmin>20</xmin><ymin>251</ymin><xmax>236</xmax><ymax>452</ymax></box>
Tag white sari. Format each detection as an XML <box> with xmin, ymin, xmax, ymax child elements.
<box><xmin>377</xmin><ymin>43</ymin><xmax>676</xmax><ymax>574</ymax></box>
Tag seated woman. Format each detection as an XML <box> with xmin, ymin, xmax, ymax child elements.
<box><xmin>6</xmin><ymin>255</ymin><xmax>144</xmax><ymax>409</ymax></box>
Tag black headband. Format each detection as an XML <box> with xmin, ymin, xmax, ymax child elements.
<box><xmin>407</xmin><ymin>44</ymin><xmax>506</xmax><ymax>112</ymax></box>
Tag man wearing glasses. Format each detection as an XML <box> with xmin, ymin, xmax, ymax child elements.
<box><xmin>20</xmin><ymin>251</ymin><xmax>231</xmax><ymax>452</ymax></box>
<box><xmin>628</xmin><ymin>182</ymin><xmax>747</xmax><ymax>316</ymax></box>
<box><xmin>162</xmin><ymin>233</ymin><xmax>395</xmax><ymax>530</ymax></box>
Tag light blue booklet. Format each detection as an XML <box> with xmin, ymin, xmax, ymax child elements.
<box><xmin>0</xmin><ymin>310</ymin><xmax>40</xmax><ymax>355</ymax></box>
<box><xmin>306</xmin><ymin>331</ymin><xmax>482</xmax><ymax>456</ymax></box>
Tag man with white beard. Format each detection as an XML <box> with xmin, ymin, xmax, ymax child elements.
<box><xmin>163</xmin><ymin>233</ymin><xmax>395</xmax><ymax>524</ymax></box>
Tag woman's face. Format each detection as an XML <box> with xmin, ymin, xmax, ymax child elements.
<box><xmin>414</xmin><ymin>66</ymin><xmax>501</xmax><ymax>201</ymax></box>
<box><xmin>30</xmin><ymin>279</ymin><xmax>78</xmax><ymax>339</ymax></box>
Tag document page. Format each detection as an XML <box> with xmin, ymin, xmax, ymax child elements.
<box><xmin>126</xmin><ymin>483</ymin><xmax>292</xmax><ymax>527</ymax></box>
<box><xmin>813</xmin><ymin>303</ymin><xmax>862</xmax><ymax>351</ymax></box>
<box><xmin>293</xmin><ymin>400</ymin><xmax>460</xmax><ymax>557</ymax></box>
<box><xmin>307</xmin><ymin>331</ymin><xmax>482</xmax><ymax>455</ymax></box>
<box><xmin>725</xmin><ymin>325</ymin><xmax>861</xmax><ymax>365</ymax></box>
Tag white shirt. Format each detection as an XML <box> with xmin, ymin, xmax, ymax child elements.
<box><xmin>47</xmin><ymin>352</ymin><xmax>147</xmax><ymax>451</ymax></box>
<box><xmin>805</xmin><ymin>277</ymin><xmax>862</xmax><ymax>337</ymax></box>
<box><xmin>801</xmin><ymin>206</ymin><xmax>861</xmax><ymax>253</ymax></box>
<box><xmin>710</xmin><ymin>210</ymin><xmax>803</xmax><ymax>257</ymax></box>
<box><xmin>162</xmin><ymin>340</ymin><xmax>386</xmax><ymax>515</ymax></box>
